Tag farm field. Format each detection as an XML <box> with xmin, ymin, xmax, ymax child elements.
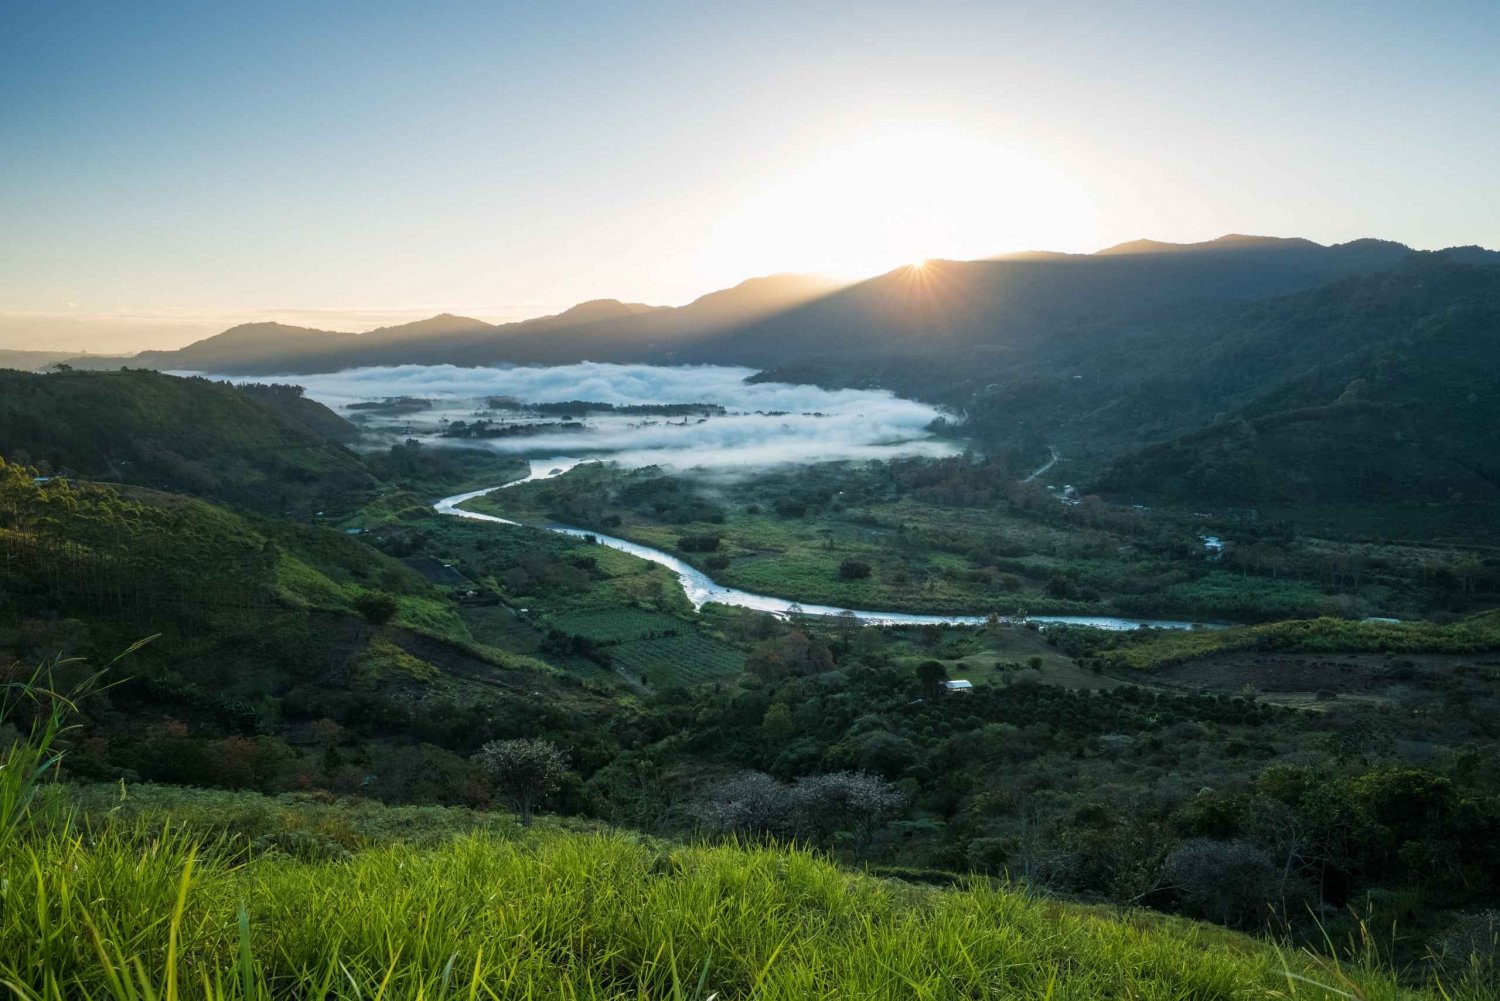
<box><xmin>608</xmin><ymin>631</ymin><xmax>746</xmax><ymax>687</ymax></box>
<box><xmin>547</xmin><ymin>607</ymin><xmax>686</xmax><ymax>643</ymax></box>
<box><xmin>464</xmin><ymin>458</ymin><xmax>1500</xmax><ymax>624</ymax></box>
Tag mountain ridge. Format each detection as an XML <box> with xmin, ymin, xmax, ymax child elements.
<box><xmin>64</xmin><ymin>272</ymin><xmax>840</xmax><ymax>375</ymax></box>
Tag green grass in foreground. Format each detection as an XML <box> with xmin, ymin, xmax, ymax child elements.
<box><xmin>0</xmin><ymin>665</ymin><xmax>1482</xmax><ymax>999</ymax></box>
<box><xmin>2</xmin><ymin>794</ymin><xmax>1451</xmax><ymax>1001</ymax></box>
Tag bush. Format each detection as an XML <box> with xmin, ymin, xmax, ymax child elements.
<box><xmin>838</xmin><ymin>559</ymin><xmax>873</xmax><ymax>580</ymax></box>
<box><xmin>677</xmin><ymin>533</ymin><xmax>721</xmax><ymax>553</ymax></box>
<box><xmin>695</xmin><ymin>770</ymin><xmax>903</xmax><ymax>846</ymax></box>
<box><xmin>353</xmin><ymin>591</ymin><xmax>399</xmax><ymax>625</ymax></box>
<box><xmin>1162</xmin><ymin>838</ymin><xmax>1305</xmax><ymax>929</ymax></box>
<box><xmin>473</xmin><ymin>738</ymin><xmax>570</xmax><ymax>827</ymax></box>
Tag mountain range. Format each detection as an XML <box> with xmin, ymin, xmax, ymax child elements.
<box><xmin>66</xmin><ymin>272</ymin><xmax>840</xmax><ymax>375</ymax></box>
<box><xmin>55</xmin><ymin>235</ymin><xmax>1495</xmax><ymax>381</ymax></box>
<box><xmin>32</xmin><ymin>234</ymin><xmax>1500</xmax><ymax>513</ymax></box>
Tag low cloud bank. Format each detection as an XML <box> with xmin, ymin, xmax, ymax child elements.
<box><xmin>213</xmin><ymin>362</ymin><xmax>959</xmax><ymax>470</ymax></box>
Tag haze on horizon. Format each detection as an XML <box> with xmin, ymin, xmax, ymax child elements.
<box><xmin>3</xmin><ymin>0</ymin><xmax>1498</xmax><ymax>352</ymax></box>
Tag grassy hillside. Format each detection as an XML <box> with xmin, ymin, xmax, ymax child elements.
<box><xmin>0</xmin><ymin>369</ymin><xmax>375</xmax><ymax>516</ymax></box>
<box><xmin>0</xmin><ymin>782</ymin><xmax>1464</xmax><ymax>999</ymax></box>
<box><xmin>1052</xmin><ymin>610</ymin><xmax>1500</xmax><ymax>671</ymax></box>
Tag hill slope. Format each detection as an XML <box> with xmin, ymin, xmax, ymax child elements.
<box><xmin>86</xmin><ymin>273</ymin><xmax>840</xmax><ymax>375</ymax></box>
<box><xmin>4</xmin><ymin>783</ymin><xmax>1453</xmax><ymax>999</ymax></box>
<box><xmin>1091</xmin><ymin>260</ymin><xmax>1500</xmax><ymax>507</ymax></box>
<box><xmin>0</xmin><ymin>368</ymin><xmax>375</xmax><ymax>515</ymax></box>
<box><xmin>0</xmin><ymin>461</ymin><xmax>619</xmax><ymax>801</ymax></box>
<box><xmin>689</xmin><ymin>235</ymin><xmax>1422</xmax><ymax>373</ymax></box>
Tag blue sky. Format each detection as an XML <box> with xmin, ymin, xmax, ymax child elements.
<box><xmin>2</xmin><ymin>0</ymin><xmax>1497</xmax><ymax>350</ymax></box>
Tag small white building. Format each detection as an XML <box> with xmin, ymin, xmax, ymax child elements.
<box><xmin>943</xmin><ymin>679</ymin><xmax>974</xmax><ymax>694</ymax></box>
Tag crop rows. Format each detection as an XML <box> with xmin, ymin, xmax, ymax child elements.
<box><xmin>608</xmin><ymin>632</ymin><xmax>746</xmax><ymax>686</ymax></box>
<box><xmin>549</xmin><ymin>608</ymin><xmax>686</xmax><ymax>643</ymax></box>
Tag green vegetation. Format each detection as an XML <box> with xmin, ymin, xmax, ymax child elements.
<box><xmin>0</xmin><ymin>458</ymin><xmax>626</xmax><ymax>805</ymax></box>
<box><xmin>8</xmin><ymin>362</ymin><xmax>1500</xmax><ymax>987</ymax></box>
<box><xmin>361</xmin><ymin>440</ymin><xmax>530</xmax><ymax>498</ymax></box>
<box><xmin>0</xmin><ymin>772</ymin><xmax>1461</xmax><ymax>999</ymax></box>
<box><xmin>467</xmin><ymin>457</ymin><xmax>1499</xmax><ymax>622</ymax></box>
<box><xmin>0</xmin><ymin>648</ymin><xmax>1481</xmax><ymax>996</ymax></box>
<box><xmin>0</xmin><ymin>369</ymin><xmax>376</xmax><ymax>517</ymax></box>
<box><xmin>1056</xmin><ymin>611</ymin><xmax>1500</xmax><ymax>671</ymax></box>
<box><xmin>609</xmin><ymin>631</ymin><xmax>746</xmax><ymax>687</ymax></box>
<box><xmin>548</xmin><ymin>607</ymin><xmax>687</xmax><ymax>644</ymax></box>
<box><xmin>1094</xmin><ymin>263</ymin><xmax>1500</xmax><ymax>510</ymax></box>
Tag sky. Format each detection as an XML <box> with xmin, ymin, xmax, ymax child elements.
<box><xmin>3</xmin><ymin>0</ymin><xmax>1498</xmax><ymax>351</ymax></box>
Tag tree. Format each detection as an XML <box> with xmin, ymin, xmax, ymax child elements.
<box><xmin>694</xmin><ymin>771</ymin><xmax>798</xmax><ymax>839</ymax></box>
<box><xmin>837</xmin><ymin>559</ymin><xmax>872</xmax><ymax>581</ymax></box>
<box><xmin>1162</xmin><ymin>838</ymin><xmax>1305</xmax><ymax>929</ymax></box>
<box><xmin>915</xmin><ymin>660</ymin><xmax>948</xmax><ymax>696</ymax></box>
<box><xmin>761</xmin><ymin>702</ymin><xmax>795</xmax><ymax>739</ymax></box>
<box><xmin>353</xmin><ymin>590</ymin><xmax>399</xmax><ymax>625</ymax></box>
<box><xmin>695</xmin><ymin>770</ymin><xmax>904</xmax><ymax>848</ymax></box>
<box><xmin>745</xmin><ymin>630</ymin><xmax>834</xmax><ymax>680</ymax></box>
<box><xmin>473</xmin><ymin>738</ymin><xmax>569</xmax><ymax>827</ymax></box>
<box><xmin>792</xmin><ymin>771</ymin><xmax>904</xmax><ymax>849</ymax></box>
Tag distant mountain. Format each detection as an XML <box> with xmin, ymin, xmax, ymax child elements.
<box><xmin>81</xmin><ymin>273</ymin><xmax>839</xmax><ymax>375</ymax></box>
<box><xmin>69</xmin><ymin>238</ymin><xmax>1487</xmax><ymax>381</ymax></box>
<box><xmin>40</xmin><ymin>237</ymin><xmax>1500</xmax><ymax>517</ymax></box>
<box><xmin>132</xmin><ymin>322</ymin><xmax>363</xmax><ymax>373</ymax></box>
<box><xmin>361</xmin><ymin>312</ymin><xmax>495</xmax><ymax>339</ymax></box>
<box><xmin>0</xmin><ymin>348</ymin><xmax>84</xmax><ymax>372</ymax></box>
<box><xmin>689</xmin><ymin>236</ymin><xmax>1423</xmax><ymax>373</ymax></box>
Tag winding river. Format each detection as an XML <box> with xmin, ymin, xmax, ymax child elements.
<box><xmin>434</xmin><ymin>458</ymin><xmax>1214</xmax><ymax>632</ymax></box>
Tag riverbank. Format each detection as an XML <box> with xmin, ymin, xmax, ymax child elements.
<box><xmin>435</xmin><ymin>458</ymin><xmax>1218</xmax><ymax>631</ymax></box>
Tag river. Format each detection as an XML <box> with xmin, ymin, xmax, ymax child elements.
<box><xmin>433</xmin><ymin>458</ymin><xmax>1216</xmax><ymax>632</ymax></box>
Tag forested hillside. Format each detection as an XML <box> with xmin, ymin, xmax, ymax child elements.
<box><xmin>1091</xmin><ymin>261</ymin><xmax>1500</xmax><ymax>508</ymax></box>
<box><xmin>0</xmin><ymin>369</ymin><xmax>375</xmax><ymax>516</ymax></box>
<box><xmin>0</xmin><ymin>459</ymin><xmax>630</xmax><ymax>801</ymax></box>
<box><xmin>689</xmin><ymin>235</ymin><xmax>1420</xmax><ymax>372</ymax></box>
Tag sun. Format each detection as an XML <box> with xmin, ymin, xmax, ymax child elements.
<box><xmin>707</xmin><ymin>127</ymin><xmax>1097</xmax><ymax>279</ymax></box>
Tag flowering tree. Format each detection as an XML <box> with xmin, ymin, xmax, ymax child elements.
<box><xmin>696</xmin><ymin>770</ymin><xmax>904</xmax><ymax>849</ymax></box>
<box><xmin>473</xmin><ymin>738</ymin><xmax>569</xmax><ymax>827</ymax></box>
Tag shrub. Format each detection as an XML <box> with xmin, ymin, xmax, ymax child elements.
<box><xmin>1162</xmin><ymin>838</ymin><xmax>1305</xmax><ymax>929</ymax></box>
<box><xmin>695</xmin><ymin>770</ymin><xmax>903</xmax><ymax>847</ymax></box>
<box><xmin>838</xmin><ymin>559</ymin><xmax>873</xmax><ymax>580</ymax></box>
<box><xmin>353</xmin><ymin>590</ymin><xmax>399</xmax><ymax>625</ymax></box>
<box><xmin>473</xmin><ymin>738</ymin><xmax>570</xmax><ymax>827</ymax></box>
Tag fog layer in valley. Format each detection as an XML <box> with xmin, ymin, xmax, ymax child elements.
<box><xmin>206</xmin><ymin>362</ymin><xmax>960</xmax><ymax>470</ymax></box>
